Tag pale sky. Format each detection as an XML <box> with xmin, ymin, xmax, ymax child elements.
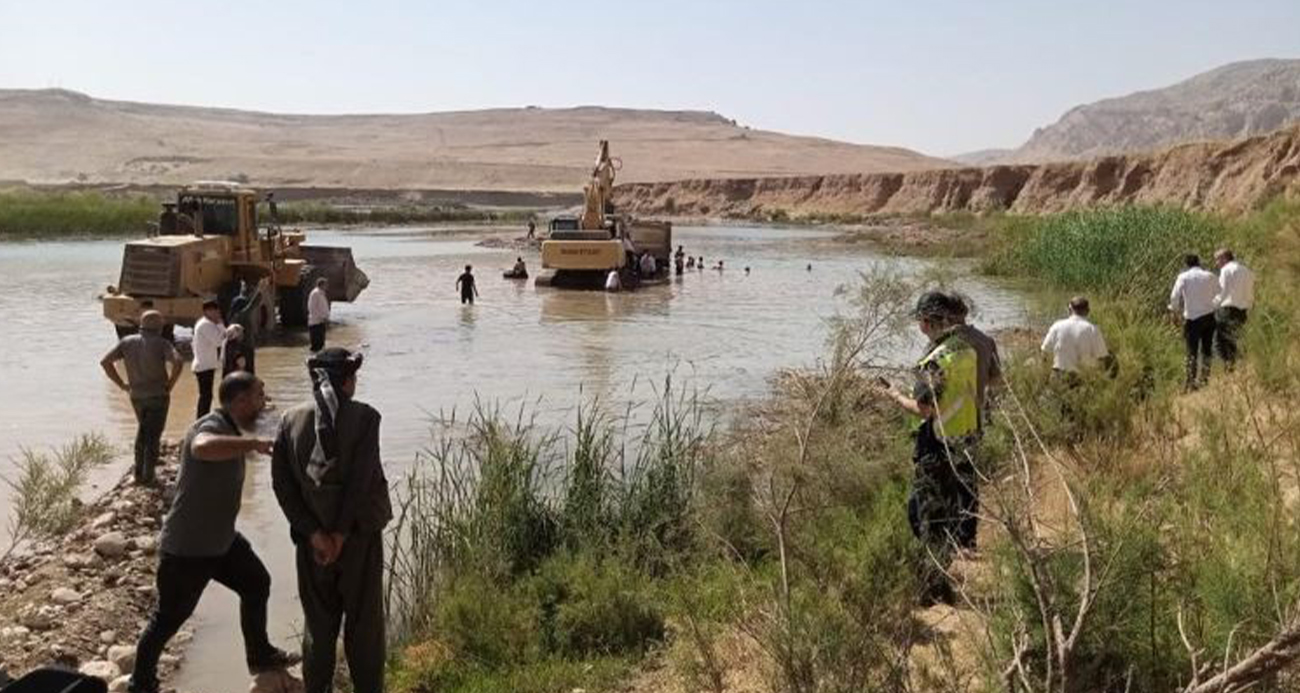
<box><xmin>1</xmin><ymin>0</ymin><xmax>1297</xmax><ymax>156</ymax></box>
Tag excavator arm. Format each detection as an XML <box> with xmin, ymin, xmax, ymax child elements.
<box><xmin>580</xmin><ymin>140</ymin><xmax>618</xmax><ymax>230</ymax></box>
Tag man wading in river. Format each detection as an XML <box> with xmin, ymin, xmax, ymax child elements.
<box><xmin>872</xmin><ymin>292</ymin><xmax>980</xmax><ymax>606</ymax></box>
<box><xmin>129</xmin><ymin>372</ymin><xmax>300</xmax><ymax>693</ymax></box>
<box><xmin>101</xmin><ymin>310</ymin><xmax>184</xmax><ymax>485</ymax></box>
<box><xmin>272</xmin><ymin>348</ymin><xmax>391</xmax><ymax>693</ymax></box>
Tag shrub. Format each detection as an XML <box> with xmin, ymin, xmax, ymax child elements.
<box><xmin>530</xmin><ymin>552</ymin><xmax>665</xmax><ymax>657</ymax></box>
<box><xmin>3</xmin><ymin>433</ymin><xmax>114</xmax><ymax>559</ymax></box>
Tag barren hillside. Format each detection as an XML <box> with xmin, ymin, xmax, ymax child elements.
<box><xmin>0</xmin><ymin>89</ymin><xmax>951</xmax><ymax>191</ymax></box>
<box><xmin>614</xmin><ymin>124</ymin><xmax>1300</xmax><ymax>218</ymax></box>
<box><xmin>1011</xmin><ymin>59</ymin><xmax>1300</xmax><ymax>162</ymax></box>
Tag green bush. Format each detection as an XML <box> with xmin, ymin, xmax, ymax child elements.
<box><xmin>530</xmin><ymin>552</ymin><xmax>665</xmax><ymax>657</ymax></box>
<box><xmin>433</xmin><ymin>579</ymin><xmax>540</xmax><ymax>668</ymax></box>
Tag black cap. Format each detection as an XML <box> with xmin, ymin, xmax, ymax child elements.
<box><xmin>308</xmin><ymin>347</ymin><xmax>363</xmax><ymax>375</ymax></box>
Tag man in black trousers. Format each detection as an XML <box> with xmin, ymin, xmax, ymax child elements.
<box><xmin>128</xmin><ymin>373</ymin><xmax>299</xmax><ymax>693</ymax></box>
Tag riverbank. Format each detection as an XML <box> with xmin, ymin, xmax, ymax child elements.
<box><xmin>0</xmin><ymin>445</ymin><xmax>188</xmax><ymax>689</ymax></box>
<box><xmin>381</xmin><ymin>201</ymin><xmax>1300</xmax><ymax>693</ymax></box>
<box><xmin>612</xmin><ymin>123</ymin><xmax>1300</xmax><ymax>220</ymax></box>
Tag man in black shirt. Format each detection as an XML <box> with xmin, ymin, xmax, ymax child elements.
<box><xmin>456</xmin><ymin>264</ymin><xmax>478</xmax><ymax>305</ymax></box>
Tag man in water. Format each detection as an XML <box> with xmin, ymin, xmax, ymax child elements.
<box><xmin>307</xmin><ymin>278</ymin><xmax>330</xmax><ymax>353</ymax></box>
<box><xmin>101</xmin><ymin>310</ymin><xmax>184</xmax><ymax>485</ymax></box>
<box><xmin>457</xmin><ymin>264</ymin><xmax>479</xmax><ymax>305</ymax></box>
<box><xmin>223</xmin><ymin>324</ymin><xmax>256</xmax><ymax>377</ymax></box>
<box><xmin>639</xmin><ymin>252</ymin><xmax>657</xmax><ymax>278</ymax></box>
<box><xmin>526</xmin><ymin>219</ymin><xmax>536</xmax><ymax>239</ymax></box>
<box><xmin>129</xmin><ymin>372</ymin><xmax>300</xmax><ymax>693</ymax></box>
<box><xmin>272</xmin><ymin>348</ymin><xmax>391</xmax><ymax>693</ymax></box>
<box><xmin>510</xmin><ymin>257</ymin><xmax>528</xmax><ymax>278</ymax></box>
<box><xmin>192</xmin><ymin>299</ymin><xmax>225</xmax><ymax>419</ymax></box>
<box><xmin>872</xmin><ymin>292</ymin><xmax>979</xmax><ymax>605</ymax></box>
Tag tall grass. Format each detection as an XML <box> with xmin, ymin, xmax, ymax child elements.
<box><xmin>384</xmin><ymin>381</ymin><xmax>710</xmax><ymax>691</ymax></box>
<box><xmin>0</xmin><ymin>189</ymin><xmax>157</xmax><ymax>238</ymax></box>
<box><xmin>984</xmin><ymin>206</ymin><xmax>1225</xmax><ymax>309</ymax></box>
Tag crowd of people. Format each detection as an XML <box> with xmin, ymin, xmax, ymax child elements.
<box><xmin>91</xmin><ymin>238</ymin><xmax>1256</xmax><ymax>687</ymax></box>
<box><xmin>99</xmin><ymin>278</ymin><xmax>381</xmax><ymax>693</ymax></box>
<box><xmin>870</xmin><ymin>246</ymin><xmax>1255</xmax><ymax>605</ymax></box>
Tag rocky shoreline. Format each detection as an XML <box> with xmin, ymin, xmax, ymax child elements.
<box><xmin>0</xmin><ymin>444</ymin><xmax>190</xmax><ymax>691</ymax></box>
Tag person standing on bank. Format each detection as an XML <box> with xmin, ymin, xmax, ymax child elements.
<box><xmin>272</xmin><ymin>348</ymin><xmax>391</xmax><ymax>693</ymax></box>
<box><xmin>101</xmin><ymin>310</ymin><xmax>184</xmax><ymax>485</ymax></box>
<box><xmin>308</xmin><ymin>278</ymin><xmax>330</xmax><ymax>353</ymax></box>
<box><xmin>872</xmin><ymin>292</ymin><xmax>979</xmax><ymax>605</ymax></box>
<box><xmin>457</xmin><ymin>265</ymin><xmax>478</xmax><ymax>305</ymax></box>
<box><xmin>128</xmin><ymin>373</ymin><xmax>300</xmax><ymax>693</ymax></box>
<box><xmin>944</xmin><ymin>293</ymin><xmax>1000</xmax><ymax>550</ymax></box>
<box><xmin>1041</xmin><ymin>296</ymin><xmax>1111</xmax><ymax>378</ymax></box>
<box><xmin>1213</xmin><ymin>248</ymin><xmax>1254</xmax><ymax>368</ymax></box>
<box><xmin>1168</xmin><ymin>254</ymin><xmax>1220</xmax><ymax>390</ymax></box>
<box><xmin>192</xmin><ymin>299</ymin><xmax>226</xmax><ymax>418</ymax></box>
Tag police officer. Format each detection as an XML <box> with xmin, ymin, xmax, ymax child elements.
<box><xmin>271</xmin><ymin>348</ymin><xmax>391</xmax><ymax>693</ymax></box>
<box><xmin>873</xmin><ymin>291</ymin><xmax>981</xmax><ymax>605</ymax></box>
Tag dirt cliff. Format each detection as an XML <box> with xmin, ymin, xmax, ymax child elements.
<box><xmin>614</xmin><ymin>125</ymin><xmax>1300</xmax><ymax>219</ymax></box>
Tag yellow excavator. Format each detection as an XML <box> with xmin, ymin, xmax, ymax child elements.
<box><xmin>535</xmin><ymin>141</ymin><xmax>671</xmax><ymax>288</ymax></box>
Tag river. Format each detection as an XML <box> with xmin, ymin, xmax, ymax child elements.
<box><xmin>0</xmin><ymin>225</ymin><xmax>1024</xmax><ymax>691</ymax></box>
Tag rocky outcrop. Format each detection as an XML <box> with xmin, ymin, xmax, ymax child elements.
<box><xmin>614</xmin><ymin>125</ymin><xmax>1300</xmax><ymax>220</ymax></box>
<box><xmin>1014</xmin><ymin>59</ymin><xmax>1300</xmax><ymax>162</ymax></box>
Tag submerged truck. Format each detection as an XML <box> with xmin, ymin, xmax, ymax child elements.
<box><xmin>101</xmin><ymin>182</ymin><xmax>369</xmax><ymax>343</ymax></box>
<box><xmin>535</xmin><ymin>141</ymin><xmax>672</xmax><ymax>289</ymax></box>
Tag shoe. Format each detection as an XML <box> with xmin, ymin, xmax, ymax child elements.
<box><xmin>249</xmin><ymin>647</ymin><xmax>303</xmax><ymax>673</ymax></box>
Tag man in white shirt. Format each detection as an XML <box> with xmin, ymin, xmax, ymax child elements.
<box><xmin>192</xmin><ymin>299</ymin><xmax>226</xmax><ymax>418</ymax></box>
<box><xmin>1168</xmin><ymin>254</ymin><xmax>1219</xmax><ymax>390</ymax></box>
<box><xmin>1041</xmin><ymin>296</ymin><xmax>1110</xmax><ymax>378</ymax></box>
<box><xmin>307</xmin><ymin>278</ymin><xmax>330</xmax><ymax>353</ymax></box>
<box><xmin>1213</xmin><ymin>248</ymin><xmax>1254</xmax><ymax>367</ymax></box>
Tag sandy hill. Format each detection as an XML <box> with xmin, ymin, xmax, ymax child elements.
<box><xmin>1001</xmin><ymin>58</ymin><xmax>1300</xmax><ymax>163</ymax></box>
<box><xmin>0</xmin><ymin>89</ymin><xmax>950</xmax><ymax>192</ymax></box>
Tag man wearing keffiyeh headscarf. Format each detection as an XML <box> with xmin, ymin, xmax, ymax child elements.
<box><xmin>271</xmin><ymin>347</ymin><xmax>392</xmax><ymax>693</ymax></box>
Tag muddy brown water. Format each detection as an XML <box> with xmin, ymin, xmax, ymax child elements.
<box><xmin>0</xmin><ymin>225</ymin><xmax>1025</xmax><ymax>691</ymax></box>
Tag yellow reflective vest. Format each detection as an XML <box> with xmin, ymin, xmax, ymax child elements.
<box><xmin>914</xmin><ymin>331</ymin><xmax>980</xmax><ymax>440</ymax></box>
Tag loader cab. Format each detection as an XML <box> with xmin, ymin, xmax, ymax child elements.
<box><xmin>175</xmin><ymin>183</ymin><xmax>263</xmax><ymax>263</ymax></box>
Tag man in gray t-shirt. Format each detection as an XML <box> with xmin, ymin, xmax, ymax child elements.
<box><xmin>101</xmin><ymin>310</ymin><xmax>184</xmax><ymax>484</ymax></box>
<box><xmin>128</xmin><ymin>372</ymin><xmax>299</xmax><ymax>693</ymax></box>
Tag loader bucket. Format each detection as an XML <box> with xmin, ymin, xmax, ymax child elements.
<box><xmin>300</xmin><ymin>245</ymin><xmax>370</xmax><ymax>303</ymax></box>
